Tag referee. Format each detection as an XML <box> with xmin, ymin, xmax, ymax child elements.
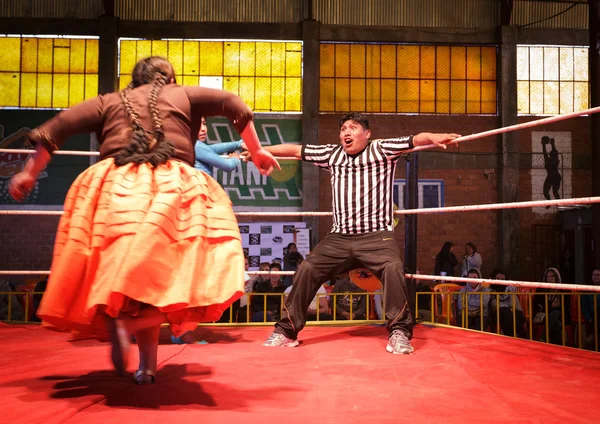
<box><xmin>250</xmin><ymin>112</ymin><xmax>459</xmax><ymax>354</ymax></box>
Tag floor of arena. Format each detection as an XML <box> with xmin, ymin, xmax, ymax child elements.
<box><xmin>1</xmin><ymin>322</ymin><xmax>599</xmax><ymax>423</ymax></box>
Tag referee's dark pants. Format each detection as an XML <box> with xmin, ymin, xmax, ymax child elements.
<box><xmin>274</xmin><ymin>231</ymin><xmax>413</xmax><ymax>340</ymax></box>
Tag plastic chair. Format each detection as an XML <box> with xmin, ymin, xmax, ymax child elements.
<box><xmin>433</xmin><ymin>283</ymin><xmax>461</xmax><ymax>325</ymax></box>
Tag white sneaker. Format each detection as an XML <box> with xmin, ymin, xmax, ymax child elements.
<box><xmin>386</xmin><ymin>330</ymin><xmax>415</xmax><ymax>354</ymax></box>
<box><xmin>263</xmin><ymin>332</ymin><xmax>299</xmax><ymax>347</ymax></box>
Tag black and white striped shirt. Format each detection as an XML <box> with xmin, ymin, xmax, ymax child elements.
<box><xmin>302</xmin><ymin>137</ymin><xmax>413</xmax><ymax>235</ymax></box>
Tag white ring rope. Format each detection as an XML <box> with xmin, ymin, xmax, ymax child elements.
<box><xmin>1</xmin><ymin>106</ymin><xmax>599</xmax><ymax>158</ymax></box>
<box><xmin>1</xmin><ymin>270</ymin><xmax>598</xmax><ymax>293</ymax></box>
<box><xmin>1</xmin><ymin>196</ymin><xmax>599</xmax><ymax>217</ymax></box>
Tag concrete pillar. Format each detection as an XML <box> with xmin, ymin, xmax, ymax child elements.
<box><xmin>97</xmin><ymin>16</ymin><xmax>119</xmax><ymax>95</ymax></box>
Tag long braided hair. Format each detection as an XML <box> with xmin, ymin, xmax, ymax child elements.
<box><xmin>114</xmin><ymin>56</ymin><xmax>176</xmax><ymax>167</ymax></box>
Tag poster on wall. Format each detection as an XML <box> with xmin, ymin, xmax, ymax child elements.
<box><xmin>239</xmin><ymin>221</ymin><xmax>308</xmax><ymax>270</ymax></box>
<box><xmin>530</xmin><ymin>131</ymin><xmax>571</xmax><ymax>215</ymax></box>
<box><xmin>206</xmin><ymin>115</ymin><xmax>303</xmax><ymax>212</ymax></box>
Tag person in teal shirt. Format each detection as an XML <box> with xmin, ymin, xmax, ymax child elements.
<box><xmin>194</xmin><ymin>116</ymin><xmax>244</xmax><ymax>175</ymax></box>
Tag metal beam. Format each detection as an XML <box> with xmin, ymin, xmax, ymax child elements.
<box><xmin>589</xmin><ymin>0</ymin><xmax>600</xmax><ymax>270</ymax></box>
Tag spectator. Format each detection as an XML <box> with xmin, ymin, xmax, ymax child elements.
<box><xmin>331</xmin><ymin>276</ymin><xmax>367</xmax><ymax>320</ymax></box>
<box><xmin>283</xmin><ymin>243</ymin><xmax>304</xmax><ymax>287</ymax></box>
<box><xmin>488</xmin><ymin>269</ymin><xmax>526</xmax><ymax>338</ymax></box>
<box><xmin>460</xmin><ymin>242</ymin><xmax>482</xmax><ymax>277</ymax></box>
<box><xmin>457</xmin><ymin>269</ymin><xmax>491</xmax><ymax>331</ymax></box>
<box><xmin>533</xmin><ymin>267</ymin><xmax>571</xmax><ymax>345</ymax></box>
<box><xmin>434</xmin><ymin>241</ymin><xmax>459</xmax><ymax>277</ymax></box>
<box><xmin>284</xmin><ymin>284</ymin><xmax>331</xmax><ymax>321</ymax></box>
<box><xmin>251</xmin><ymin>263</ymin><xmax>287</xmax><ymax>322</ymax></box>
<box><xmin>581</xmin><ymin>268</ymin><xmax>600</xmax><ymax>350</ymax></box>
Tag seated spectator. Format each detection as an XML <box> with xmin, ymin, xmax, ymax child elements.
<box><xmin>457</xmin><ymin>268</ymin><xmax>491</xmax><ymax>331</ymax></box>
<box><xmin>533</xmin><ymin>267</ymin><xmax>571</xmax><ymax>345</ymax></box>
<box><xmin>283</xmin><ymin>243</ymin><xmax>304</xmax><ymax>287</ymax></box>
<box><xmin>581</xmin><ymin>268</ymin><xmax>600</xmax><ymax>350</ymax></box>
<box><xmin>488</xmin><ymin>269</ymin><xmax>526</xmax><ymax>338</ymax></box>
<box><xmin>251</xmin><ymin>263</ymin><xmax>287</xmax><ymax>322</ymax></box>
<box><xmin>284</xmin><ymin>283</ymin><xmax>331</xmax><ymax>321</ymax></box>
<box><xmin>0</xmin><ymin>280</ymin><xmax>25</xmax><ymax>321</ymax></box>
<box><xmin>331</xmin><ymin>276</ymin><xmax>367</xmax><ymax>320</ymax></box>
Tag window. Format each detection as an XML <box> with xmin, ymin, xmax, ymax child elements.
<box><xmin>517</xmin><ymin>45</ymin><xmax>588</xmax><ymax>115</ymax></box>
<box><xmin>0</xmin><ymin>35</ymin><xmax>99</xmax><ymax>109</ymax></box>
<box><xmin>320</xmin><ymin>43</ymin><xmax>497</xmax><ymax>115</ymax></box>
<box><xmin>118</xmin><ymin>38</ymin><xmax>303</xmax><ymax>112</ymax></box>
<box><xmin>393</xmin><ymin>179</ymin><xmax>444</xmax><ymax>209</ymax></box>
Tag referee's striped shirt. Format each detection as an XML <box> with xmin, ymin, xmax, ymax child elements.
<box><xmin>302</xmin><ymin>137</ymin><xmax>413</xmax><ymax>235</ymax></box>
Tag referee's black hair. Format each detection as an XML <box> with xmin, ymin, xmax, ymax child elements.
<box><xmin>339</xmin><ymin>112</ymin><xmax>369</xmax><ymax>130</ymax></box>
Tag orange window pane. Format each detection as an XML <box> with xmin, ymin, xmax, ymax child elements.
<box><xmin>256</xmin><ymin>42</ymin><xmax>272</xmax><ymax>77</ymax></box>
<box><xmin>435</xmin><ymin>80</ymin><xmax>450</xmax><ymax>114</ymax></box>
<box><xmin>52</xmin><ymin>74</ymin><xmax>69</xmax><ymax>108</ymax></box>
<box><xmin>397</xmin><ymin>79</ymin><xmax>419</xmax><ymax>113</ymax></box>
<box><xmin>223</xmin><ymin>76</ymin><xmax>239</xmax><ymax>96</ymax></box>
<box><xmin>420</xmin><ymin>46</ymin><xmax>435</xmax><ymax>79</ymax></box>
<box><xmin>238</xmin><ymin>76</ymin><xmax>255</xmax><ymax>109</ymax></box>
<box><xmin>517</xmin><ymin>81</ymin><xmax>530</xmax><ymax>114</ymax></box>
<box><xmin>38</xmin><ymin>39</ymin><xmax>54</xmax><ymax>73</ymax></box>
<box><xmin>481</xmin><ymin>81</ymin><xmax>497</xmax><ymax>114</ymax></box>
<box><xmin>466</xmin><ymin>80</ymin><xmax>481</xmax><ymax>114</ymax></box>
<box><xmin>85</xmin><ymin>39</ymin><xmax>99</xmax><ymax>73</ymax></box>
<box><xmin>70</xmin><ymin>39</ymin><xmax>87</xmax><ymax>74</ymax></box>
<box><xmin>223</xmin><ymin>42</ymin><xmax>240</xmax><ymax>76</ymax></box>
<box><xmin>21</xmin><ymin>38</ymin><xmax>38</xmax><ymax>73</ymax></box>
<box><xmin>183</xmin><ymin>41</ymin><xmax>199</xmax><ymax>75</ymax></box>
<box><xmin>286</xmin><ymin>42</ymin><xmax>302</xmax><ymax>77</ymax></box>
<box><xmin>350</xmin><ymin>44</ymin><xmax>366</xmax><ymax>78</ymax></box>
<box><xmin>20</xmin><ymin>73</ymin><xmax>38</xmax><ymax>107</ymax></box>
<box><xmin>466</xmin><ymin>47</ymin><xmax>481</xmax><ymax>81</ymax></box>
<box><xmin>319</xmin><ymin>77</ymin><xmax>335</xmax><ymax>112</ymax></box>
<box><xmin>37</xmin><ymin>73</ymin><xmax>53</xmax><ymax>108</ymax></box>
<box><xmin>182</xmin><ymin>75</ymin><xmax>199</xmax><ymax>86</ymax></box>
<box><xmin>285</xmin><ymin>77</ymin><xmax>302</xmax><ymax>111</ymax></box>
<box><xmin>0</xmin><ymin>73</ymin><xmax>20</xmax><ymax>107</ymax></box>
<box><xmin>481</xmin><ymin>47</ymin><xmax>496</xmax><ymax>81</ymax></box>
<box><xmin>574</xmin><ymin>81</ymin><xmax>588</xmax><ymax>111</ymax></box>
<box><xmin>420</xmin><ymin>80</ymin><xmax>435</xmax><ymax>113</ymax></box>
<box><xmin>543</xmin><ymin>81</ymin><xmax>559</xmax><ymax>114</ymax></box>
<box><xmin>199</xmin><ymin>42</ymin><xmax>223</xmax><ymax>76</ymax></box>
<box><xmin>335</xmin><ymin>78</ymin><xmax>350</xmax><ymax>112</ymax></box>
<box><xmin>350</xmin><ymin>78</ymin><xmax>366</xmax><ymax>111</ymax></box>
<box><xmin>239</xmin><ymin>42</ymin><xmax>256</xmax><ymax>77</ymax></box>
<box><xmin>380</xmin><ymin>44</ymin><xmax>396</xmax><ymax>79</ymax></box>
<box><xmin>119</xmin><ymin>40</ymin><xmax>137</xmax><ymax>76</ymax></box>
<box><xmin>151</xmin><ymin>40</ymin><xmax>168</xmax><ymax>58</ymax></box>
<box><xmin>559</xmin><ymin>81</ymin><xmax>574</xmax><ymax>114</ymax></box>
<box><xmin>135</xmin><ymin>40</ymin><xmax>152</xmax><ymax>62</ymax></box>
<box><xmin>119</xmin><ymin>77</ymin><xmax>130</xmax><ymax>90</ymax></box>
<box><xmin>69</xmin><ymin>74</ymin><xmax>85</xmax><ymax>106</ymax></box>
<box><xmin>270</xmin><ymin>42</ymin><xmax>286</xmax><ymax>77</ymax></box>
<box><xmin>450</xmin><ymin>46</ymin><xmax>466</xmax><ymax>80</ymax></box>
<box><xmin>84</xmin><ymin>74</ymin><xmax>98</xmax><ymax>101</ymax></box>
<box><xmin>366</xmin><ymin>44</ymin><xmax>381</xmax><ymax>79</ymax></box>
<box><xmin>255</xmin><ymin>77</ymin><xmax>271</xmax><ymax>111</ymax></box>
<box><xmin>320</xmin><ymin>44</ymin><xmax>335</xmax><ymax>78</ymax></box>
<box><xmin>450</xmin><ymin>80</ymin><xmax>466</xmax><ymax>114</ymax></box>
<box><xmin>380</xmin><ymin>79</ymin><xmax>396</xmax><ymax>112</ymax></box>
<box><xmin>529</xmin><ymin>81</ymin><xmax>544</xmax><ymax>114</ymax></box>
<box><xmin>436</xmin><ymin>46</ymin><xmax>450</xmax><ymax>80</ymax></box>
<box><xmin>335</xmin><ymin>44</ymin><xmax>350</xmax><ymax>78</ymax></box>
<box><xmin>0</xmin><ymin>38</ymin><xmax>21</xmax><ymax>72</ymax></box>
<box><xmin>271</xmin><ymin>77</ymin><xmax>285</xmax><ymax>111</ymax></box>
<box><xmin>167</xmin><ymin>40</ymin><xmax>183</xmax><ymax>77</ymax></box>
<box><xmin>397</xmin><ymin>45</ymin><xmax>419</xmax><ymax>79</ymax></box>
<box><xmin>366</xmin><ymin>79</ymin><xmax>381</xmax><ymax>112</ymax></box>
<box><xmin>53</xmin><ymin>39</ymin><xmax>71</xmax><ymax>73</ymax></box>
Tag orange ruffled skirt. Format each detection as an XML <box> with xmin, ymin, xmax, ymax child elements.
<box><xmin>37</xmin><ymin>158</ymin><xmax>244</xmax><ymax>338</ymax></box>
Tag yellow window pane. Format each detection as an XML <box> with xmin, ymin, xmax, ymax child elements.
<box><xmin>397</xmin><ymin>46</ymin><xmax>419</xmax><ymax>79</ymax></box>
<box><xmin>0</xmin><ymin>38</ymin><xmax>21</xmax><ymax>72</ymax></box>
<box><xmin>481</xmin><ymin>47</ymin><xmax>496</xmax><ymax>81</ymax></box>
<box><xmin>223</xmin><ymin>76</ymin><xmax>239</xmax><ymax>95</ymax></box>
<box><xmin>286</xmin><ymin>42</ymin><xmax>302</xmax><ymax>77</ymax></box>
<box><xmin>366</xmin><ymin>44</ymin><xmax>381</xmax><ymax>79</ymax></box>
<box><xmin>319</xmin><ymin>77</ymin><xmax>335</xmax><ymax>111</ymax></box>
<box><xmin>151</xmin><ymin>40</ymin><xmax>168</xmax><ymax>58</ymax></box>
<box><xmin>529</xmin><ymin>47</ymin><xmax>544</xmax><ymax>80</ymax></box>
<box><xmin>350</xmin><ymin>78</ymin><xmax>366</xmax><ymax>111</ymax></box>
<box><xmin>450</xmin><ymin>46</ymin><xmax>466</xmax><ymax>80</ymax></box>
<box><xmin>52</xmin><ymin>74</ymin><xmax>69</xmax><ymax>108</ymax></box>
<box><xmin>420</xmin><ymin>80</ymin><xmax>435</xmax><ymax>113</ymax></box>
<box><xmin>466</xmin><ymin>47</ymin><xmax>481</xmax><ymax>81</ymax></box>
<box><xmin>37</xmin><ymin>73</ymin><xmax>53</xmax><ymax>107</ymax></box>
<box><xmin>381</xmin><ymin>79</ymin><xmax>396</xmax><ymax>112</ymax></box>
<box><xmin>199</xmin><ymin>42</ymin><xmax>223</xmax><ymax>76</ymax></box>
<box><xmin>119</xmin><ymin>40</ymin><xmax>137</xmax><ymax>76</ymax></box>
<box><xmin>53</xmin><ymin>40</ymin><xmax>71</xmax><ymax>73</ymax></box>
<box><xmin>119</xmin><ymin>77</ymin><xmax>130</xmax><ymax>90</ymax></box>
<box><xmin>285</xmin><ymin>77</ymin><xmax>301</xmax><ymax>111</ymax></box>
<box><xmin>85</xmin><ymin>39</ymin><xmax>99</xmax><ymax>73</ymax></box>
<box><xmin>136</xmin><ymin>40</ymin><xmax>152</xmax><ymax>62</ymax></box>
<box><xmin>167</xmin><ymin>40</ymin><xmax>183</xmax><ymax>76</ymax></box>
<box><xmin>182</xmin><ymin>75</ymin><xmax>199</xmax><ymax>86</ymax></box>
<box><xmin>335</xmin><ymin>44</ymin><xmax>350</xmax><ymax>78</ymax></box>
<box><xmin>436</xmin><ymin>80</ymin><xmax>450</xmax><ymax>114</ymax></box>
<box><xmin>38</xmin><ymin>39</ymin><xmax>54</xmax><ymax>73</ymax></box>
<box><xmin>450</xmin><ymin>80</ymin><xmax>466</xmax><ymax>114</ymax></box>
<box><xmin>436</xmin><ymin>46</ymin><xmax>450</xmax><ymax>80</ymax></box>
<box><xmin>256</xmin><ymin>42</ymin><xmax>272</xmax><ymax>77</ymax></box>
<box><xmin>238</xmin><ymin>76</ymin><xmax>255</xmax><ymax>109</ymax></box>
<box><xmin>380</xmin><ymin>45</ymin><xmax>396</xmax><ymax>79</ymax></box>
<box><xmin>574</xmin><ymin>81</ymin><xmax>589</xmax><ymax>111</ymax></box>
<box><xmin>69</xmin><ymin>74</ymin><xmax>85</xmax><ymax>106</ymax></box>
<box><xmin>70</xmin><ymin>39</ymin><xmax>86</xmax><ymax>73</ymax></box>
<box><xmin>543</xmin><ymin>47</ymin><xmax>559</xmax><ymax>81</ymax></box>
<box><xmin>573</xmin><ymin>48</ymin><xmax>588</xmax><ymax>81</ymax></box>
<box><xmin>529</xmin><ymin>81</ymin><xmax>544</xmax><ymax>114</ymax></box>
<box><xmin>481</xmin><ymin>81</ymin><xmax>496</xmax><ymax>114</ymax></box>
<box><xmin>84</xmin><ymin>74</ymin><xmax>98</xmax><ymax>101</ymax></box>
<box><xmin>543</xmin><ymin>81</ymin><xmax>559</xmax><ymax>114</ymax></box>
<box><xmin>335</xmin><ymin>78</ymin><xmax>350</xmax><ymax>112</ymax></box>
<box><xmin>240</xmin><ymin>42</ymin><xmax>256</xmax><ymax>77</ymax></box>
<box><xmin>350</xmin><ymin>44</ymin><xmax>366</xmax><ymax>78</ymax></box>
<box><xmin>223</xmin><ymin>42</ymin><xmax>240</xmax><ymax>76</ymax></box>
<box><xmin>320</xmin><ymin>44</ymin><xmax>335</xmax><ymax>78</ymax></box>
<box><xmin>271</xmin><ymin>77</ymin><xmax>285</xmax><ymax>111</ymax></box>
<box><xmin>21</xmin><ymin>38</ymin><xmax>38</xmax><ymax>73</ymax></box>
<box><xmin>516</xmin><ymin>46</ymin><xmax>529</xmax><ymax>80</ymax></box>
<box><xmin>517</xmin><ymin>81</ymin><xmax>530</xmax><ymax>114</ymax></box>
<box><xmin>271</xmin><ymin>42</ymin><xmax>286</xmax><ymax>77</ymax></box>
<box><xmin>366</xmin><ymin>79</ymin><xmax>381</xmax><ymax>112</ymax></box>
<box><xmin>183</xmin><ymin>41</ymin><xmax>199</xmax><ymax>76</ymax></box>
<box><xmin>466</xmin><ymin>81</ymin><xmax>481</xmax><ymax>114</ymax></box>
<box><xmin>0</xmin><ymin>73</ymin><xmax>20</xmax><ymax>106</ymax></box>
<box><xmin>559</xmin><ymin>82</ymin><xmax>574</xmax><ymax>114</ymax></box>
<box><xmin>420</xmin><ymin>46</ymin><xmax>435</xmax><ymax>79</ymax></box>
<box><xmin>20</xmin><ymin>73</ymin><xmax>38</xmax><ymax>107</ymax></box>
<box><xmin>397</xmin><ymin>79</ymin><xmax>419</xmax><ymax>113</ymax></box>
<box><xmin>255</xmin><ymin>77</ymin><xmax>271</xmax><ymax>111</ymax></box>
<box><xmin>559</xmin><ymin>48</ymin><xmax>573</xmax><ymax>80</ymax></box>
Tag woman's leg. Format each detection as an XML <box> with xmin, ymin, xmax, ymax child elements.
<box><xmin>133</xmin><ymin>325</ymin><xmax>161</xmax><ymax>384</ymax></box>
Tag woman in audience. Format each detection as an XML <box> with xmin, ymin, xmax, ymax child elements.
<box><xmin>488</xmin><ymin>268</ymin><xmax>526</xmax><ymax>338</ymax></box>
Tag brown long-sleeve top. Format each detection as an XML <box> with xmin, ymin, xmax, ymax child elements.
<box><xmin>28</xmin><ymin>84</ymin><xmax>253</xmax><ymax>166</ymax></box>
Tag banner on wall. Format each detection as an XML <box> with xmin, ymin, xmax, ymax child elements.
<box><xmin>207</xmin><ymin>115</ymin><xmax>303</xmax><ymax>211</ymax></box>
<box><xmin>0</xmin><ymin>110</ymin><xmax>91</xmax><ymax>207</ymax></box>
<box><xmin>239</xmin><ymin>221</ymin><xmax>308</xmax><ymax>270</ymax></box>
